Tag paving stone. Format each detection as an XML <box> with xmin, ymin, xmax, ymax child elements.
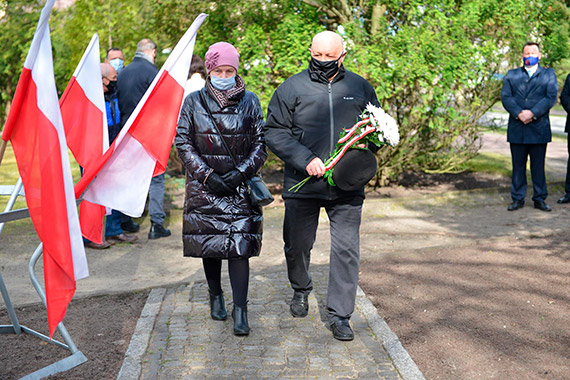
<box><xmin>140</xmin><ymin>268</ymin><xmax>404</xmax><ymax>380</ymax></box>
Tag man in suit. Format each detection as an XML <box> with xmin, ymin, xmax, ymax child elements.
<box><xmin>501</xmin><ymin>42</ymin><xmax>558</xmax><ymax>212</ymax></box>
<box><xmin>557</xmin><ymin>74</ymin><xmax>570</xmax><ymax>203</ymax></box>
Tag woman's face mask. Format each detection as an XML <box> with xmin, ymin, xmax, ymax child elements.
<box><xmin>210</xmin><ymin>75</ymin><xmax>236</xmax><ymax>91</ymax></box>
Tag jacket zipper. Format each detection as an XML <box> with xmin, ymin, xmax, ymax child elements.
<box><xmin>328</xmin><ymin>82</ymin><xmax>334</xmax><ymax>198</ymax></box>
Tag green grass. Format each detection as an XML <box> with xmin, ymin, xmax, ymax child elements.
<box><xmin>463</xmin><ymin>152</ymin><xmax>512</xmax><ymax>177</ymax></box>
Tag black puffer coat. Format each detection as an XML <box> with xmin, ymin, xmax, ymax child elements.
<box><xmin>176</xmin><ymin>87</ymin><xmax>267</xmax><ymax>259</ymax></box>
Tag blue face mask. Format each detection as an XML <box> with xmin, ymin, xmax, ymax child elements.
<box><xmin>110</xmin><ymin>58</ymin><xmax>124</xmax><ymax>73</ymax></box>
<box><xmin>523</xmin><ymin>56</ymin><xmax>539</xmax><ymax>67</ymax></box>
<box><xmin>210</xmin><ymin>75</ymin><xmax>236</xmax><ymax>91</ymax></box>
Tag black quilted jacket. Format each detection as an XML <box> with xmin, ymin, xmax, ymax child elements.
<box><xmin>176</xmin><ymin>87</ymin><xmax>267</xmax><ymax>259</ymax></box>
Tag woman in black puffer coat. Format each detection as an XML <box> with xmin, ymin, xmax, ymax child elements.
<box><xmin>175</xmin><ymin>42</ymin><xmax>266</xmax><ymax>336</ymax></box>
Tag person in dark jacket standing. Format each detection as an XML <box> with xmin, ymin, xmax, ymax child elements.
<box><xmin>264</xmin><ymin>31</ymin><xmax>380</xmax><ymax>341</ymax></box>
<box><xmin>117</xmin><ymin>38</ymin><xmax>171</xmax><ymax>239</ymax></box>
<box><xmin>501</xmin><ymin>42</ymin><xmax>558</xmax><ymax>212</ymax></box>
<box><xmin>557</xmin><ymin>74</ymin><xmax>570</xmax><ymax>204</ymax></box>
<box><xmin>176</xmin><ymin>42</ymin><xmax>267</xmax><ymax>336</ymax></box>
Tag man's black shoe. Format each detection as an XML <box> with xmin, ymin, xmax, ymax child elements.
<box><xmin>534</xmin><ymin>200</ymin><xmax>552</xmax><ymax>212</ymax></box>
<box><xmin>148</xmin><ymin>222</ymin><xmax>171</xmax><ymax>239</ymax></box>
<box><xmin>330</xmin><ymin>319</ymin><xmax>354</xmax><ymax>341</ymax></box>
<box><xmin>507</xmin><ymin>200</ymin><xmax>524</xmax><ymax>211</ymax></box>
<box><xmin>290</xmin><ymin>292</ymin><xmax>309</xmax><ymax>318</ymax></box>
<box><xmin>121</xmin><ymin>219</ymin><xmax>140</xmax><ymax>233</ymax></box>
<box><xmin>557</xmin><ymin>194</ymin><xmax>570</xmax><ymax>204</ymax></box>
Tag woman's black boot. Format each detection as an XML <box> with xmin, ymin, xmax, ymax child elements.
<box><xmin>209</xmin><ymin>291</ymin><xmax>227</xmax><ymax>321</ymax></box>
<box><xmin>232</xmin><ymin>304</ymin><xmax>249</xmax><ymax>336</ymax></box>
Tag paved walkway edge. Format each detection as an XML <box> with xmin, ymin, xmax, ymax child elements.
<box><xmin>356</xmin><ymin>286</ymin><xmax>426</xmax><ymax>380</ymax></box>
<box><xmin>117</xmin><ymin>288</ymin><xmax>166</xmax><ymax>380</ymax></box>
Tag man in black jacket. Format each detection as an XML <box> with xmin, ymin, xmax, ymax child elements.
<box><xmin>117</xmin><ymin>38</ymin><xmax>171</xmax><ymax>239</ymax></box>
<box><xmin>265</xmin><ymin>31</ymin><xmax>380</xmax><ymax>341</ymax></box>
<box><xmin>558</xmin><ymin>73</ymin><xmax>570</xmax><ymax>204</ymax></box>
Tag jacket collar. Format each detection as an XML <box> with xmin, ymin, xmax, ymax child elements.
<box><xmin>521</xmin><ymin>64</ymin><xmax>543</xmax><ymax>78</ymax></box>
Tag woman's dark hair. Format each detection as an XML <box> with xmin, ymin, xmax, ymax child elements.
<box><xmin>190</xmin><ymin>54</ymin><xmax>207</xmax><ymax>79</ymax></box>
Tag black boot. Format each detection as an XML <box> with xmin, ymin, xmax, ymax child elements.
<box><xmin>148</xmin><ymin>222</ymin><xmax>171</xmax><ymax>239</ymax></box>
<box><xmin>232</xmin><ymin>305</ymin><xmax>249</xmax><ymax>336</ymax></box>
<box><xmin>209</xmin><ymin>291</ymin><xmax>227</xmax><ymax>321</ymax></box>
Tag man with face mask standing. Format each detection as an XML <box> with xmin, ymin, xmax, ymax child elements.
<box><xmin>117</xmin><ymin>38</ymin><xmax>171</xmax><ymax>239</ymax></box>
<box><xmin>264</xmin><ymin>31</ymin><xmax>381</xmax><ymax>341</ymax></box>
<box><xmin>501</xmin><ymin>42</ymin><xmax>558</xmax><ymax>212</ymax></box>
<box><xmin>105</xmin><ymin>48</ymin><xmax>125</xmax><ymax>75</ymax></box>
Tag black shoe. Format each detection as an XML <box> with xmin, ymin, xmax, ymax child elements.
<box><xmin>330</xmin><ymin>319</ymin><xmax>354</xmax><ymax>341</ymax></box>
<box><xmin>121</xmin><ymin>219</ymin><xmax>140</xmax><ymax>233</ymax></box>
<box><xmin>209</xmin><ymin>291</ymin><xmax>227</xmax><ymax>321</ymax></box>
<box><xmin>290</xmin><ymin>292</ymin><xmax>309</xmax><ymax>318</ymax></box>
<box><xmin>557</xmin><ymin>194</ymin><xmax>570</xmax><ymax>204</ymax></box>
<box><xmin>232</xmin><ymin>305</ymin><xmax>249</xmax><ymax>336</ymax></box>
<box><xmin>148</xmin><ymin>222</ymin><xmax>171</xmax><ymax>239</ymax></box>
<box><xmin>534</xmin><ymin>200</ymin><xmax>552</xmax><ymax>212</ymax></box>
<box><xmin>507</xmin><ymin>200</ymin><xmax>524</xmax><ymax>211</ymax></box>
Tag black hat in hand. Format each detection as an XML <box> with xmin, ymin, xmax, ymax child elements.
<box><xmin>332</xmin><ymin>149</ymin><xmax>377</xmax><ymax>191</ymax></box>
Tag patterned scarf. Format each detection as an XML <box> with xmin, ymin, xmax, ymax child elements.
<box><xmin>205</xmin><ymin>75</ymin><xmax>246</xmax><ymax>109</ymax></box>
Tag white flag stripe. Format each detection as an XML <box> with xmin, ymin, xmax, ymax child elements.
<box><xmin>74</xmin><ymin>34</ymin><xmax>106</xmax><ymax>115</ymax></box>
<box><xmin>23</xmin><ymin>0</ymin><xmax>54</xmax><ymax>70</ymax></box>
<box><xmin>83</xmin><ymin>134</ymin><xmax>156</xmax><ymax>217</ymax></box>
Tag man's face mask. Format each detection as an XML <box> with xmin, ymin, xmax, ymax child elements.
<box><xmin>106</xmin><ymin>79</ymin><xmax>117</xmax><ymax>93</ymax></box>
<box><xmin>309</xmin><ymin>53</ymin><xmax>343</xmax><ymax>80</ymax></box>
<box><xmin>110</xmin><ymin>58</ymin><xmax>124</xmax><ymax>73</ymax></box>
<box><xmin>523</xmin><ymin>56</ymin><xmax>539</xmax><ymax>67</ymax></box>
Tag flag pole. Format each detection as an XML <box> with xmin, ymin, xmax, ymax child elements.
<box><xmin>0</xmin><ymin>140</ymin><xmax>7</xmax><ymax>167</ymax></box>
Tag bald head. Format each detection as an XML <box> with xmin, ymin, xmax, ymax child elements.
<box><xmin>309</xmin><ymin>31</ymin><xmax>346</xmax><ymax>80</ymax></box>
<box><xmin>100</xmin><ymin>63</ymin><xmax>117</xmax><ymax>93</ymax></box>
<box><xmin>311</xmin><ymin>31</ymin><xmax>344</xmax><ymax>52</ymax></box>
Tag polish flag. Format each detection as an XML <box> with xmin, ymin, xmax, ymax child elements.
<box><xmin>60</xmin><ymin>34</ymin><xmax>108</xmax><ymax>244</ymax></box>
<box><xmin>1</xmin><ymin>0</ymin><xmax>88</xmax><ymax>337</ymax></box>
<box><xmin>75</xmin><ymin>14</ymin><xmax>208</xmax><ymax>217</ymax></box>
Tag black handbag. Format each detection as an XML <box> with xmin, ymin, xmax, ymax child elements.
<box><xmin>199</xmin><ymin>92</ymin><xmax>274</xmax><ymax>207</ymax></box>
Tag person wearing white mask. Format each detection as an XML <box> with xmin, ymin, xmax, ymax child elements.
<box><xmin>501</xmin><ymin>42</ymin><xmax>558</xmax><ymax>212</ymax></box>
<box><xmin>176</xmin><ymin>42</ymin><xmax>267</xmax><ymax>336</ymax></box>
<box><xmin>105</xmin><ymin>48</ymin><xmax>125</xmax><ymax>74</ymax></box>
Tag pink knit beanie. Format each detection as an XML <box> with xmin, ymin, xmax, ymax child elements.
<box><xmin>204</xmin><ymin>42</ymin><xmax>240</xmax><ymax>72</ymax></box>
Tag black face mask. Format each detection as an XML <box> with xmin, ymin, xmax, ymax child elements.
<box><xmin>309</xmin><ymin>55</ymin><xmax>342</xmax><ymax>81</ymax></box>
<box><xmin>106</xmin><ymin>80</ymin><xmax>117</xmax><ymax>93</ymax></box>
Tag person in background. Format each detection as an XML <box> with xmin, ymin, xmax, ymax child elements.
<box><xmin>100</xmin><ymin>63</ymin><xmax>139</xmax><ymax>245</ymax></box>
<box><xmin>264</xmin><ymin>31</ymin><xmax>380</xmax><ymax>341</ymax></box>
<box><xmin>557</xmin><ymin>73</ymin><xmax>570</xmax><ymax>204</ymax></box>
<box><xmin>117</xmin><ymin>38</ymin><xmax>171</xmax><ymax>239</ymax></box>
<box><xmin>176</xmin><ymin>42</ymin><xmax>266</xmax><ymax>336</ymax></box>
<box><xmin>501</xmin><ymin>42</ymin><xmax>558</xmax><ymax>212</ymax></box>
<box><xmin>105</xmin><ymin>47</ymin><xmax>125</xmax><ymax>74</ymax></box>
<box><xmin>183</xmin><ymin>54</ymin><xmax>206</xmax><ymax>99</ymax></box>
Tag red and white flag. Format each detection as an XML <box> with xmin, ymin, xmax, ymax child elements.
<box><xmin>60</xmin><ymin>34</ymin><xmax>108</xmax><ymax>244</ymax></box>
<box><xmin>1</xmin><ymin>0</ymin><xmax>88</xmax><ymax>337</ymax></box>
<box><xmin>75</xmin><ymin>13</ymin><xmax>207</xmax><ymax>217</ymax></box>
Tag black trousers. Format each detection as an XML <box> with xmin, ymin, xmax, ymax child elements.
<box><xmin>564</xmin><ymin>135</ymin><xmax>570</xmax><ymax>194</ymax></box>
<box><xmin>510</xmin><ymin>143</ymin><xmax>547</xmax><ymax>202</ymax></box>
<box><xmin>283</xmin><ymin>196</ymin><xmax>363</xmax><ymax>323</ymax></box>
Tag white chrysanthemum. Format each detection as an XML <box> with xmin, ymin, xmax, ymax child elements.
<box><xmin>366</xmin><ymin>103</ymin><xmax>400</xmax><ymax>145</ymax></box>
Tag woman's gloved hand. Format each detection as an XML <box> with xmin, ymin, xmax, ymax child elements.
<box><xmin>221</xmin><ymin>169</ymin><xmax>244</xmax><ymax>190</ymax></box>
<box><xmin>206</xmin><ymin>172</ymin><xmax>234</xmax><ymax>196</ymax></box>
